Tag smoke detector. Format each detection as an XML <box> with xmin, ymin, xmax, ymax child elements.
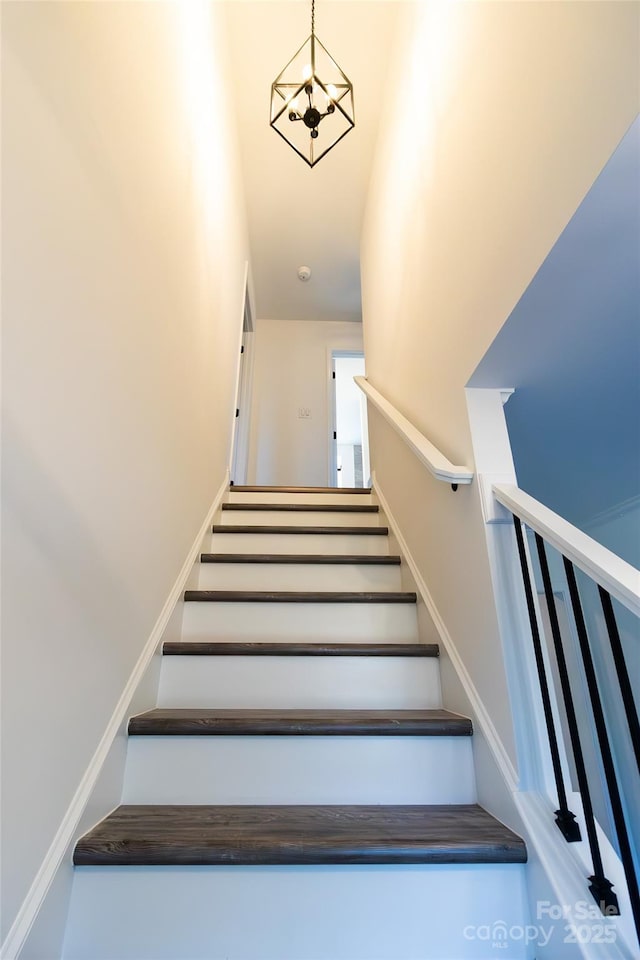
<box><xmin>297</xmin><ymin>265</ymin><xmax>312</xmax><ymax>282</ymax></box>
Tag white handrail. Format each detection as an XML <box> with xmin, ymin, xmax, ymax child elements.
<box><xmin>354</xmin><ymin>376</ymin><xmax>473</xmax><ymax>486</ymax></box>
<box><xmin>493</xmin><ymin>483</ymin><xmax>640</xmax><ymax>618</ymax></box>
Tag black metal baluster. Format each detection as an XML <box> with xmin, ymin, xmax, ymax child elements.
<box><xmin>535</xmin><ymin>533</ymin><xmax>617</xmax><ymax>912</ymax></box>
<box><xmin>564</xmin><ymin>560</ymin><xmax>640</xmax><ymax>936</ymax></box>
<box><xmin>598</xmin><ymin>587</ymin><xmax>640</xmax><ymax>774</ymax></box>
<box><xmin>512</xmin><ymin>517</ymin><xmax>580</xmax><ymax>841</ymax></box>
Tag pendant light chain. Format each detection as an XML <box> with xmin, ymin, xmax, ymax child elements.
<box><xmin>311</xmin><ymin>0</ymin><xmax>315</xmax><ymax>37</ymax></box>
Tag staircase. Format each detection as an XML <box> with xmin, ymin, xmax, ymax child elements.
<box><xmin>64</xmin><ymin>486</ymin><xmax>528</xmax><ymax>960</ymax></box>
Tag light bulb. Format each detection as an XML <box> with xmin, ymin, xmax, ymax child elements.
<box><xmin>327</xmin><ymin>84</ymin><xmax>338</xmax><ymax>101</ymax></box>
<box><xmin>290</xmin><ymin>98</ymin><xmax>298</xmax><ymax>113</ymax></box>
<box><xmin>302</xmin><ymin>63</ymin><xmax>312</xmax><ymax>81</ymax></box>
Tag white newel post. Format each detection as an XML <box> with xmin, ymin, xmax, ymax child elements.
<box><xmin>465</xmin><ymin>387</ymin><xmax>565</xmax><ymax>797</ymax></box>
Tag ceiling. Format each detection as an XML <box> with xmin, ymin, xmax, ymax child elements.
<box><xmin>224</xmin><ymin>1</ymin><xmax>400</xmax><ymax>323</ymax></box>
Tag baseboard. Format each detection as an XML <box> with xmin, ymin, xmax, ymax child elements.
<box><xmin>1</xmin><ymin>472</ymin><xmax>229</xmax><ymax>960</ymax></box>
<box><xmin>371</xmin><ymin>471</ymin><xmax>519</xmax><ymax>793</ymax></box>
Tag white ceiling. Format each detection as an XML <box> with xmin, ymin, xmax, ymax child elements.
<box><xmin>224</xmin><ymin>1</ymin><xmax>400</xmax><ymax>323</ymax></box>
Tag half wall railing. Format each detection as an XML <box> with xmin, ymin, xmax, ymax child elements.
<box><xmin>355</xmin><ymin>376</ymin><xmax>639</xmax><ymax>944</ymax></box>
<box><xmin>494</xmin><ymin>483</ymin><xmax>639</xmax><ymax>941</ymax></box>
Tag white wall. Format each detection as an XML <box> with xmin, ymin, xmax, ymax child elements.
<box><xmin>1</xmin><ymin>0</ymin><xmax>248</xmax><ymax>947</ymax></box>
<box><xmin>361</xmin><ymin>0</ymin><xmax>639</xmax><ymax>765</ymax></box>
<box><xmin>248</xmin><ymin>319</ymin><xmax>363</xmax><ymax>486</ymax></box>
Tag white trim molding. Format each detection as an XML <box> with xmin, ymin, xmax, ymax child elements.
<box><xmin>229</xmin><ymin>261</ymin><xmax>255</xmax><ymax>485</ymax></box>
<box><xmin>355</xmin><ymin>377</ymin><xmax>473</xmax><ymax>485</ymax></box>
<box><xmin>372</xmin><ymin>473</ymin><xmax>518</xmax><ymax>792</ymax></box>
<box><xmin>582</xmin><ymin>493</ymin><xmax>640</xmax><ymax>533</ymax></box>
<box><xmin>0</xmin><ymin>472</ymin><xmax>230</xmax><ymax>960</ymax></box>
<box><xmin>493</xmin><ymin>483</ymin><xmax>640</xmax><ymax>618</ymax></box>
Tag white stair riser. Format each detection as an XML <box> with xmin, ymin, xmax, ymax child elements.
<box><xmin>197</xmin><ymin>562</ymin><xmax>402</xmax><ymax>592</ymax></box>
<box><xmin>158</xmin><ymin>656</ymin><xmax>440</xmax><ymax>708</ymax></box>
<box><xmin>64</xmin><ymin>864</ymin><xmax>530</xmax><ymax>960</ymax></box>
<box><xmin>181</xmin><ymin>602</ymin><xmax>418</xmax><ymax>644</ymax></box>
<box><xmin>122</xmin><ymin>736</ymin><xmax>475</xmax><ymax>805</ymax></box>
<box><xmin>227</xmin><ymin>491</ymin><xmax>373</xmax><ymax>505</ymax></box>
<box><xmin>219</xmin><ymin>510</ymin><xmax>381</xmax><ymax>527</ymax></box>
<box><xmin>206</xmin><ymin>531</ymin><xmax>389</xmax><ymax>555</ymax></box>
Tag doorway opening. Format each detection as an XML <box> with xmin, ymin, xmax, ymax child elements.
<box><xmin>230</xmin><ymin>276</ymin><xmax>254</xmax><ymax>485</ymax></box>
<box><xmin>330</xmin><ymin>352</ymin><xmax>370</xmax><ymax>488</ymax></box>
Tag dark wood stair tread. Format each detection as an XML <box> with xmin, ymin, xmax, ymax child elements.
<box><xmin>200</xmin><ymin>553</ymin><xmax>401</xmax><ymax>565</ymax></box>
<box><xmin>213</xmin><ymin>525</ymin><xmax>388</xmax><ymax>535</ymax></box>
<box><xmin>222</xmin><ymin>503</ymin><xmax>379</xmax><ymax>513</ymax></box>
<box><xmin>162</xmin><ymin>641</ymin><xmax>438</xmax><ymax>657</ymax></box>
<box><xmin>184</xmin><ymin>590</ymin><xmax>417</xmax><ymax>603</ymax></box>
<box><xmin>128</xmin><ymin>708</ymin><xmax>471</xmax><ymax>737</ymax></box>
<box><xmin>74</xmin><ymin>804</ymin><xmax>527</xmax><ymax>866</ymax></box>
<box><xmin>230</xmin><ymin>486</ymin><xmax>371</xmax><ymax>494</ymax></box>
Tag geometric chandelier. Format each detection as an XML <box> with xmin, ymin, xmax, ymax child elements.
<box><xmin>270</xmin><ymin>0</ymin><xmax>355</xmax><ymax>167</ymax></box>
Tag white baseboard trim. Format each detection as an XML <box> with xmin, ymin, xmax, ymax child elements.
<box><xmin>1</xmin><ymin>472</ymin><xmax>229</xmax><ymax>960</ymax></box>
<box><xmin>372</xmin><ymin>472</ymin><xmax>519</xmax><ymax>794</ymax></box>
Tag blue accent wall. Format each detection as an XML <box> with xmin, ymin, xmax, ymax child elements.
<box><xmin>470</xmin><ymin>118</ymin><xmax>640</xmax><ymax>566</ymax></box>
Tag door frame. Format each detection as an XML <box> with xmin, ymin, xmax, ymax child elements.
<box><xmin>327</xmin><ymin>349</ymin><xmax>367</xmax><ymax>487</ymax></box>
<box><xmin>229</xmin><ymin>262</ymin><xmax>255</xmax><ymax>485</ymax></box>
